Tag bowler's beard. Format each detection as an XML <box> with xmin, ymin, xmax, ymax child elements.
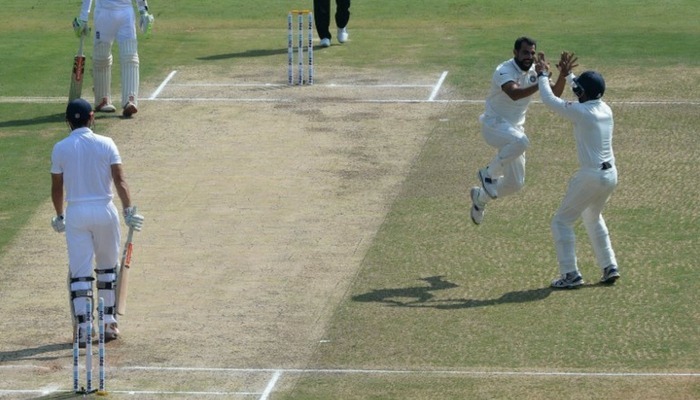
<box><xmin>514</xmin><ymin>58</ymin><xmax>532</xmax><ymax>71</ymax></box>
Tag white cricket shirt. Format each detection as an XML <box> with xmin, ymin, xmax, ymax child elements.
<box><xmin>79</xmin><ymin>0</ymin><xmax>137</xmax><ymax>20</ymax></box>
<box><xmin>51</xmin><ymin>127</ymin><xmax>122</xmax><ymax>203</ymax></box>
<box><xmin>483</xmin><ymin>58</ymin><xmax>538</xmax><ymax>127</ymax></box>
<box><xmin>538</xmin><ymin>76</ymin><xmax>615</xmax><ymax>170</ymax></box>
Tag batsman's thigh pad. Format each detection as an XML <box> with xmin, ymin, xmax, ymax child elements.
<box><xmin>93</xmin><ymin>41</ymin><xmax>113</xmax><ymax>102</ymax></box>
<box><xmin>119</xmin><ymin>39</ymin><xmax>139</xmax><ymax>106</ymax></box>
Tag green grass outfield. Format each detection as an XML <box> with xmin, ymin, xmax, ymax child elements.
<box><xmin>2</xmin><ymin>0</ymin><xmax>699</xmax><ymax>398</ymax></box>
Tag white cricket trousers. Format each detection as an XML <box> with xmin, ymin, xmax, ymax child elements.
<box><xmin>93</xmin><ymin>5</ymin><xmax>139</xmax><ymax>107</ymax></box>
<box><xmin>94</xmin><ymin>6</ymin><xmax>137</xmax><ymax>43</ymax></box>
<box><xmin>65</xmin><ymin>201</ymin><xmax>121</xmax><ymax>325</ymax></box>
<box><xmin>551</xmin><ymin>167</ymin><xmax>618</xmax><ymax>274</ymax></box>
<box><xmin>480</xmin><ymin>114</ymin><xmax>530</xmax><ymax>198</ymax></box>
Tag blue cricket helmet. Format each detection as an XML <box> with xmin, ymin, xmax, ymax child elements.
<box><xmin>66</xmin><ymin>98</ymin><xmax>93</xmax><ymax>125</ymax></box>
<box><xmin>573</xmin><ymin>71</ymin><xmax>606</xmax><ymax>100</ymax></box>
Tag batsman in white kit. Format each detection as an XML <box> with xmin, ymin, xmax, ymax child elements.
<box><xmin>535</xmin><ymin>53</ymin><xmax>620</xmax><ymax>289</ymax></box>
<box><xmin>51</xmin><ymin>99</ymin><xmax>144</xmax><ymax>346</ymax></box>
<box><xmin>72</xmin><ymin>0</ymin><xmax>154</xmax><ymax>117</ymax></box>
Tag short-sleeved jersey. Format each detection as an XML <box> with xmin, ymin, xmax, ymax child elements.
<box><xmin>538</xmin><ymin>76</ymin><xmax>615</xmax><ymax>170</ymax></box>
<box><xmin>51</xmin><ymin>127</ymin><xmax>122</xmax><ymax>203</ymax></box>
<box><xmin>79</xmin><ymin>0</ymin><xmax>137</xmax><ymax>20</ymax></box>
<box><xmin>483</xmin><ymin>58</ymin><xmax>538</xmax><ymax>127</ymax></box>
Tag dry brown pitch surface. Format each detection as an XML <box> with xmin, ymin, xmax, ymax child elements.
<box><xmin>0</xmin><ymin>66</ymin><xmax>458</xmax><ymax>398</ymax></box>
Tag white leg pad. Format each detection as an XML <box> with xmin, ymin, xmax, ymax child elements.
<box><xmin>119</xmin><ymin>39</ymin><xmax>140</xmax><ymax>107</ymax></box>
<box><xmin>93</xmin><ymin>41</ymin><xmax>113</xmax><ymax>104</ymax></box>
<box><xmin>96</xmin><ymin>267</ymin><xmax>118</xmax><ymax>324</ymax></box>
<box><xmin>69</xmin><ymin>276</ymin><xmax>94</xmax><ymax>335</ymax></box>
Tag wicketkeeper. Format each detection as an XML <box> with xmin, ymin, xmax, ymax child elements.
<box><xmin>72</xmin><ymin>0</ymin><xmax>154</xmax><ymax>117</ymax></box>
<box><xmin>51</xmin><ymin>99</ymin><xmax>144</xmax><ymax>346</ymax></box>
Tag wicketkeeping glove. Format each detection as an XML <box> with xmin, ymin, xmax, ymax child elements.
<box><xmin>72</xmin><ymin>17</ymin><xmax>89</xmax><ymax>38</ymax></box>
<box><xmin>51</xmin><ymin>215</ymin><xmax>66</xmax><ymax>233</ymax></box>
<box><xmin>124</xmin><ymin>206</ymin><xmax>145</xmax><ymax>231</ymax></box>
<box><xmin>139</xmin><ymin>10</ymin><xmax>154</xmax><ymax>35</ymax></box>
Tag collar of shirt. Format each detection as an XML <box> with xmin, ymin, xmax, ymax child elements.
<box><xmin>71</xmin><ymin>127</ymin><xmax>93</xmax><ymax>136</ymax></box>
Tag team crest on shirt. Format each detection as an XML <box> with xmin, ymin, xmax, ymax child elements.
<box><xmin>530</xmin><ymin>75</ymin><xmax>537</xmax><ymax>83</ymax></box>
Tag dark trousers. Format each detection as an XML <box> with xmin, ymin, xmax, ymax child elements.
<box><xmin>313</xmin><ymin>0</ymin><xmax>351</xmax><ymax>40</ymax></box>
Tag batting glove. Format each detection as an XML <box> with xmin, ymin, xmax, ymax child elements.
<box><xmin>124</xmin><ymin>206</ymin><xmax>145</xmax><ymax>231</ymax></box>
<box><xmin>139</xmin><ymin>10</ymin><xmax>154</xmax><ymax>35</ymax></box>
<box><xmin>51</xmin><ymin>215</ymin><xmax>66</xmax><ymax>233</ymax></box>
<box><xmin>72</xmin><ymin>17</ymin><xmax>89</xmax><ymax>38</ymax></box>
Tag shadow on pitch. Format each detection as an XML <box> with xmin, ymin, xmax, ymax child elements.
<box><xmin>197</xmin><ymin>48</ymin><xmax>288</xmax><ymax>60</ymax></box>
<box><xmin>353</xmin><ymin>277</ymin><xmax>617</xmax><ymax>309</ymax></box>
<box><xmin>352</xmin><ymin>276</ymin><xmax>459</xmax><ymax>307</ymax></box>
<box><xmin>197</xmin><ymin>45</ymin><xmax>325</xmax><ymax>61</ymax></box>
<box><xmin>0</xmin><ymin>342</ymin><xmax>71</xmax><ymax>362</ymax></box>
<box><xmin>0</xmin><ymin>113</ymin><xmax>64</xmax><ymax>128</ymax></box>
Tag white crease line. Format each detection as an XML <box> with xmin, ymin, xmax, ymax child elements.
<box><xmin>4</xmin><ymin>366</ymin><xmax>697</xmax><ymax>397</ymax></box>
<box><xmin>169</xmin><ymin>83</ymin><xmax>433</xmax><ymax>88</ymax></box>
<box><xmin>327</xmin><ymin>83</ymin><xmax>434</xmax><ymax>88</ymax></box>
<box><xmin>152</xmin><ymin>97</ymin><xmax>294</xmax><ymax>103</ymax></box>
<box><xmin>0</xmin><ymin>365</ymin><xmax>51</xmax><ymax>370</ymax></box>
<box><xmin>0</xmin><ymin>389</ymin><xmax>259</xmax><ymax>396</ymax></box>
<box><xmin>149</xmin><ymin>70</ymin><xmax>178</xmax><ymax>100</ymax></box>
<box><xmin>0</xmin><ymin>97</ymin><xmax>67</xmax><ymax>103</ymax></box>
<box><xmin>259</xmin><ymin>370</ymin><xmax>281</xmax><ymax>400</ymax></box>
<box><xmin>121</xmin><ymin>366</ymin><xmax>700</xmax><ymax>377</ymax></box>
<box><xmin>171</xmin><ymin>83</ymin><xmax>286</xmax><ymax>87</ymax></box>
<box><xmin>0</xmin><ymin>96</ymin><xmax>699</xmax><ymax>106</ymax></box>
<box><xmin>428</xmin><ymin>71</ymin><xmax>449</xmax><ymax>101</ymax></box>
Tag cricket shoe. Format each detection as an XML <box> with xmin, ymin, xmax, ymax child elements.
<box><xmin>470</xmin><ymin>187</ymin><xmax>486</xmax><ymax>225</ymax></box>
<box><xmin>95</xmin><ymin>98</ymin><xmax>116</xmax><ymax>113</ymax></box>
<box><xmin>320</xmin><ymin>38</ymin><xmax>331</xmax><ymax>47</ymax></box>
<box><xmin>105</xmin><ymin>322</ymin><xmax>120</xmax><ymax>342</ymax></box>
<box><xmin>600</xmin><ymin>265</ymin><xmax>620</xmax><ymax>284</ymax></box>
<box><xmin>337</xmin><ymin>27</ymin><xmax>349</xmax><ymax>43</ymax></box>
<box><xmin>551</xmin><ymin>271</ymin><xmax>584</xmax><ymax>289</ymax></box>
<box><xmin>477</xmin><ymin>167</ymin><xmax>498</xmax><ymax>199</ymax></box>
<box><xmin>122</xmin><ymin>101</ymin><xmax>138</xmax><ymax>118</ymax></box>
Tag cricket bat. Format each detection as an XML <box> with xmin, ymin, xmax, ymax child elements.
<box><xmin>68</xmin><ymin>35</ymin><xmax>86</xmax><ymax>102</ymax></box>
<box><xmin>115</xmin><ymin>226</ymin><xmax>135</xmax><ymax>316</ymax></box>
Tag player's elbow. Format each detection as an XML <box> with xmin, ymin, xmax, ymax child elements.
<box><xmin>506</xmin><ymin>91</ymin><xmax>525</xmax><ymax>101</ymax></box>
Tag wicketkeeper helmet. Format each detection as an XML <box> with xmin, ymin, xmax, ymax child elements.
<box><xmin>573</xmin><ymin>71</ymin><xmax>606</xmax><ymax>100</ymax></box>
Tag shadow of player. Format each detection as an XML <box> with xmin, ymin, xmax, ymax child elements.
<box><xmin>352</xmin><ymin>275</ymin><xmax>577</xmax><ymax>309</ymax></box>
<box><xmin>352</xmin><ymin>275</ymin><xmax>459</xmax><ymax>306</ymax></box>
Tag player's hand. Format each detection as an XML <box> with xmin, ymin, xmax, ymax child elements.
<box><xmin>51</xmin><ymin>215</ymin><xmax>66</xmax><ymax>233</ymax></box>
<box><xmin>535</xmin><ymin>52</ymin><xmax>549</xmax><ymax>75</ymax></box>
<box><xmin>139</xmin><ymin>10</ymin><xmax>154</xmax><ymax>35</ymax></box>
<box><xmin>124</xmin><ymin>206</ymin><xmax>144</xmax><ymax>231</ymax></box>
<box><xmin>72</xmin><ymin>17</ymin><xmax>89</xmax><ymax>38</ymax></box>
<box><xmin>556</xmin><ymin>51</ymin><xmax>578</xmax><ymax>75</ymax></box>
